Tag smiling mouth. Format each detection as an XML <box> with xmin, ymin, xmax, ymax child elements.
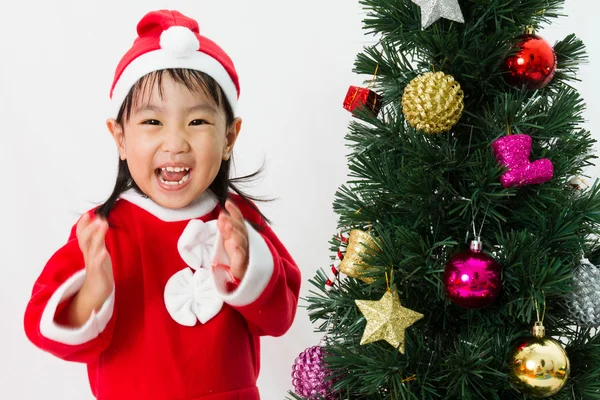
<box><xmin>156</xmin><ymin>166</ymin><xmax>191</xmax><ymax>186</ymax></box>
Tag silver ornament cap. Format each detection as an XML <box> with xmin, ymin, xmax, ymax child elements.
<box><xmin>470</xmin><ymin>237</ymin><xmax>483</xmax><ymax>253</ymax></box>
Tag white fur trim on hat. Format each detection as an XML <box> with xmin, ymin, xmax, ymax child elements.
<box><xmin>109</xmin><ymin>49</ymin><xmax>238</xmax><ymax>118</ymax></box>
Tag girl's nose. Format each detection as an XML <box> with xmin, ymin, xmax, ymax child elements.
<box><xmin>161</xmin><ymin>129</ymin><xmax>190</xmax><ymax>154</ymax></box>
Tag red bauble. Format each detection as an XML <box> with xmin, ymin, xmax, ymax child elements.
<box><xmin>343</xmin><ymin>86</ymin><xmax>383</xmax><ymax>117</ymax></box>
<box><xmin>503</xmin><ymin>34</ymin><xmax>557</xmax><ymax>90</ymax></box>
<box><xmin>443</xmin><ymin>240</ymin><xmax>502</xmax><ymax>308</ymax></box>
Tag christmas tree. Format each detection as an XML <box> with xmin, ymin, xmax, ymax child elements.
<box><xmin>289</xmin><ymin>0</ymin><xmax>600</xmax><ymax>399</ymax></box>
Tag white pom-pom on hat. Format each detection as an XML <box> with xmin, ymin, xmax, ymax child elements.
<box><xmin>160</xmin><ymin>26</ymin><xmax>200</xmax><ymax>58</ymax></box>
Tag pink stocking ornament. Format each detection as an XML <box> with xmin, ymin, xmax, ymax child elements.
<box><xmin>491</xmin><ymin>134</ymin><xmax>553</xmax><ymax>188</ymax></box>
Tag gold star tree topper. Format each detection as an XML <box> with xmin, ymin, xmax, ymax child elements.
<box><xmin>355</xmin><ymin>289</ymin><xmax>424</xmax><ymax>354</ymax></box>
<box><xmin>411</xmin><ymin>0</ymin><xmax>465</xmax><ymax>29</ymax></box>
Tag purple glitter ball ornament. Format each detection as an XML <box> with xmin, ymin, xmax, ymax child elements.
<box><xmin>291</xmin><ymin>345</ymin><xmax>335</xmax><ymax>400</ymax></box>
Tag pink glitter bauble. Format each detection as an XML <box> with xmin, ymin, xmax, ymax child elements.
<box><xmin>492</xmin><ymin>134</ymin><xmax>553</xmax><ymax>188</ymax></box>
<box><xmin>443</xmin><ymin>241</ymin><xmax>502</xmax><ymax>309</ymax></box>
<box><xmin>291</xmin><ymin>345</ymin><xmax>335</xmax><ymax>400</ymax></box>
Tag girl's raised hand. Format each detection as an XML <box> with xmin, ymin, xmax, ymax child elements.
<box><xmin>76</xmin><ymin>213</ymin><xmax>114</xmax><ymax>304</ymax></box>
<box><xmin>52</xmin><ymin>213</ymin><xmax>114</xmax><ymax>328</ymax></box>
<box><xmin>217</xmin><ymin>200</ymin><xmax>249</xmax><ymax>281</ymax></box>
<box><xmin>57</xmin><ymin>213</ymin><xmax>114</xmax><ymax>328</ymax></box>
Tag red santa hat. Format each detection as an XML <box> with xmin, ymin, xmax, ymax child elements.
<box><xmin>109</xmin><ymin>10</ymin><xmax>240</xmax><ymax>118</ymax></box>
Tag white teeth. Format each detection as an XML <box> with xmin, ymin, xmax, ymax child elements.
<box><xmin>158</xmin><ymin>170</ymin><xmax>190</xmax><ymax>186</ymax></box>
<box><xmin>161</xmin><ymin>166</ymin><xmax>190</xmax><ymax>172</ymax></box>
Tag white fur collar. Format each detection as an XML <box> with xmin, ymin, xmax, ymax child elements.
<box><xmin>119</xmin><ymin>188</ymin><xmax>219</xmax><ymax>222</ymax></box>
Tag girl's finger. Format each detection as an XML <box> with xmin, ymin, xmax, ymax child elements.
<box><xmin>94</xmin><ymin>247</ymin><xmax>109</xmax><ymax>269</ymax></box>
<box><xmin>224</xmin><ymin>228</ymin><xmax>249</xmax><ymax>270</ymax></box>
<box><xmin>227</xmin><ymin>228</ymin><xmax>248</xmax><ymax>250</ymax></box>
<box><xmin>219</xmin><ymin>211</ymin><xmax>245</xmax><ymax>234</ymax></box>
<box><xmin>231</xmin><ymin>222</ymin><xmax>248</xmax><ymax>241</ymax></box>
<box><xmin>218</xmin><ymin>214</ymin><xmax>235</xmax><ymax>240</ymax></box>
<box><xmin>76</xmin><ymin>213</ymin><xmax>92</xmax><ymax>240</ymax></box>
<box><xmin>77</xmin><ymin>215</ymin><xmax>95</xmax><ymax>250</ymax></box>
<box><xmin>79</xmin><ymin>217</ymin><xmax>103</xmax><ymax>250</ymax></box>
<box><xmin>227</xmin><ymin>242</ymin><xmax>248</xmax><ymax>273</ymax></box>
<box><xmin>225</xmin><ymin>200</ymin><xmax>244</xmax><ymax>222</ymax></box>
<box><xmin>224</xmin><ymin>204</ymin><xmax>247</xmax><ymax>234</ymax></box>
<box><xmin>89</xmin><ymin>221</ymin><xmax>109</xmax><ymax>260</ymax></box>
<box><xmin>218</xmin><ymin>211</ymin><xmax>231</xmax><ymax>225</ymax></box>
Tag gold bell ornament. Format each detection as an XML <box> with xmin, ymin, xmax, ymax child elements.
<box><xmin>339</xmin><ymin>229</ymin><xmax>382</xmax><ymax>284</ymax></box>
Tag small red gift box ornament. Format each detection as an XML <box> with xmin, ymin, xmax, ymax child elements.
<box><xmin>343</xmin><ymin>86</ymin><xmax>383</xmax><ymax>117</ymax></box>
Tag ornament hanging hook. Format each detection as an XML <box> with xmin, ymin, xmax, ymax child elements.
<box><xmin>533</xmin><ymin>288</ymin><xmax>546</xmax><ymax>324</ymax></box>
<box><xmin>367</xmin><ymin>64</ymin><xmax>380</xmax><ymax>89</ymax></box>
<box><xmin>541</xmin><ymin>290</ymin><xmax>546</xmax><ymax>323</ymax></box>
<box><xmin>532</xmin><ymin>289</ymin><xmax>546</xmax><ymax>338</ymax></box>
<box><xmin>577</xmin><ymin>236</ymin><xmax>586</xmax><ymax>261</ymax></box>
<box><xmin>320</xmin><ymin>311</ymin><xmax>336</xmax><ymax>346</ymax></box>
<box><xmin>385</xmin><ymin>270</ymin><xmax>391</xmax><ymax>292</ymax></box>
<box><xmin>471</xmin><ymin>204</ymin><xmax>489</xmax><ymax>242</ymax></box>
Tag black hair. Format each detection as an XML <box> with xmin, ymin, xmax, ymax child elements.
<box><xmin>94</xmin><ymin>68</ymin><xmax>270</xmax><ymax>224</ymax></box>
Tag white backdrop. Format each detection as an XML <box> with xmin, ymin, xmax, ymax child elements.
<box><xmin>0</xmin><ymin>1</ymin><xmax>597</xmax><ymax>399</ymax></box>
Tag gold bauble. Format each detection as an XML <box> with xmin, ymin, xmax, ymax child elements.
<box><xmin>339</xmin><ymin>229</ymin><xmax>381</xmax><ymax>284</ymax></box>
<box><xmin>401</xmin><ymin>71</ymin><xmax>464</xmax><ymax>134</ymax></box>
<box><xmin>355</xmin><ymin>289</ymin><xmax>424</xmax><ymax>354</ymax></box>
<box><xmin>508</xmin><ymin>323</ymin><xmax>570</xmax><ymax>398</ymax></box>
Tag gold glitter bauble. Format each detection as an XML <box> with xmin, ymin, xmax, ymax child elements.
<box><xmin>355</xmin><ymin>289</ymin><xmax>424</xmax><ymax>354</ymax></box>
<box><xmin>339</xmin><ymin>229</ymin><xmax>380</xmax><ymax>284</ymax></box>
<box><xmin>401</xmin><ymin>71</ymin><xmax>464</xmax><ymax>134</ymax></box>
<box><xmin>508</xmin><ymin>323</ymin><xmax>570</xmax><ymax>398</ymax></box>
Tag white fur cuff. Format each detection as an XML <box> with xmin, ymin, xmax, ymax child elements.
<box><xmin>39</xmin><ymin>269</ymin><xmax>115</xmax><ymax>345</ymax></box>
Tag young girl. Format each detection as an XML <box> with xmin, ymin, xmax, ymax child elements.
<box><xmin>24</xmin><ymin>10</ymin><xmax>301</xmax><ymax>400</ymax></box>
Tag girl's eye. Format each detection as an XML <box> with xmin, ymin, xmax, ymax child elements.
<box><xmin>142</xmin><ymin>119</ymin><xmax>161</xmax><ymax>125</ymax></box>
<box><xmin>189</xmin><ymin>119</ymin><xmax>208</xmax><ymax>126</ymax></box>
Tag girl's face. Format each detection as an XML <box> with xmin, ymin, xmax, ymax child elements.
<box><xmin>107</xmin><ymin>74</ymin><xmax>242</xmax><ymax>209</ymax></box>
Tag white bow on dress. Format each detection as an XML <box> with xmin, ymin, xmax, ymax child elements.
<box><xmin>164</xmin><ymin>219</ymin><xmax>224</xmax><ymax>326</ymax></box>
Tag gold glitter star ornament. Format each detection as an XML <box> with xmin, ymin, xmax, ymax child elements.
<box><xmin>355</xmin><ymin>289</ymin><xmax>424</xmax><ymax>354</ymax></box>
<box><xmin>411</xmin><ymin>0</ymin><xmax>465</xmax><ymax>29</ymax></box>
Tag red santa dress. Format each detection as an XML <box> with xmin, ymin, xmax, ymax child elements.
<box><xmin>24</xmin><ymin>189</ymin><xmax>301</xmax><ymax>399</ymax></box>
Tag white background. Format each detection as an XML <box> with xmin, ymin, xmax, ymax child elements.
<box><xmin>0</xmin><ymin>0</ymin><xmax>597</xmax><ymax>399</ymax></box>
